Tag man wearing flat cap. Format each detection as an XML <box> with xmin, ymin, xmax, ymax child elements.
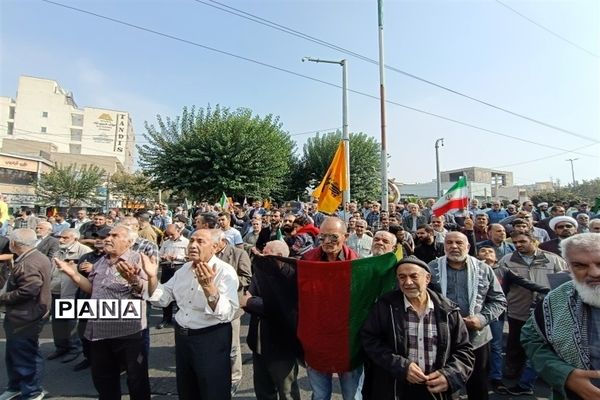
<box><xmin>539</xmin><ymin>216</ymin><xmax>578</xmax><ymax>256</ymax></box>
<box><xmin>361</xmin><ymin>256</ymin><xmax>475</xmax><ymax>399</ymax></box>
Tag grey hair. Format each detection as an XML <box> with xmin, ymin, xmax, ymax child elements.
<box><xmin>209</xmin><ymin>229</ymin><xmax>225</xmax><ymax>244</ymax></box>
<box><xmin>113</xmin><ymin>225</ymin><xmax>138</xmax><ymax>243</ymax></box>
<box><xmin>374</xmin><ymin>230</ymin><xmax>397</xmax><ymax>246</ymax></box>
<box><xmin>264</xmin><ymin>240</ymin><xmax>290</xmax><ymax>257</ymax></box>
<box><xmin>62</xmin><ymin>228</ymin><xmax>81</xmax><ymax>240</ymax></box>
<box><xmin>560</xmin><ymin>233</ymin><xmax>600</xmax><ymax>260</ymax></box>
<box><xmin>10</xmin><ymin>228</ymin><xmax>38</xmax><ymax>247</ymax></box>
<box><xmin>37</xmin><ymin>221</ymin><xmax>52</xmax><ymax>230</ymax></box>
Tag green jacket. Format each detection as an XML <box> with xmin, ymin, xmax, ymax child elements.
<box><xmin>521</xmin><ymin>317</ymin><xmax>576</xmax><ymax>400</ymax></box>
<box><xmin>521</xmin><ymin>281</ymin><xmax>590</xmax><ymax>400</ymax></box>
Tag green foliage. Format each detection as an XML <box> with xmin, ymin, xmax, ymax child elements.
<box><xmin>109</xmin><ymin>170</ymin><xmax>156</xmax><ymax>208</ymax></box>
<box><xmin>297</xmin><ymin>131</ymin><xmax>381</xmax><ymax>202</ymax></box>
<box><xmin>36</xmin><ymin>164</ymin><xmax>106</xmax><ymax>208</ymax></box>
<box><xmin>138</xmin><ymin>105</ymin><xmax>295</xmax><ymax>200</ymax></box>
<box><xmin>530</xmin><ymin>178</ymin><xmax>600</xmax><ymax>208</ymax></box>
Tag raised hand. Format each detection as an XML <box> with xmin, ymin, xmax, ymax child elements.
<box><xmin>54</xmin><ymin>258</ymin><xmax>77</xmax><ymax>278</ymax></box>
<box><xmin>139</xmin><ymin>253</ymin><xmax>159</xmax><ymax>279</ymax></box>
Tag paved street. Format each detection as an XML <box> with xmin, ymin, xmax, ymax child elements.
<box><xmin>1</xmin><ymin>308</ymin><xmax>552</xmax><ymax>399</ymax></box>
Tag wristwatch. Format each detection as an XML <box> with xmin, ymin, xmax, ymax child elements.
<box><xmin>207</xmin><ymin>294</ymin><xmax>220</xmax><ymax>303</ymax></box>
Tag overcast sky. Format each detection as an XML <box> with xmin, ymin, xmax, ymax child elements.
<box><xmin>1</xmin><ymin>0</ymin><xmax>598</xmax><ymax>186</ymax></box>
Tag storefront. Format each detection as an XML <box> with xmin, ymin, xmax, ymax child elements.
<box><xmin>0</xmin><ymin>152</ymin><xmax>53</xmax><ymax>213</ymax></box>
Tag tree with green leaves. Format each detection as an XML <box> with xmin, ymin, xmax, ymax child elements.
<box><xmin>296</xmin><ymin>131</ymin><xmax>381</xmax><ymax>202</ymax></box>
<box><xmin>530</xmin><ymin>178</ymin><xmax>600</xmax><ymax>211</ymax></box>
<box><xmin>36</xmin><ymin>164</ymin><xmax>106</xmax><ymax>209</ymax></box>
<box><xmin>138</xmin><ymin>105</ymin><xmax>296</xmax><ymax>201</ymax></box>
<box><xmin>109</xmin><ymin>170</ymin><xmax>156</xmax><ymax>210</ymax></box>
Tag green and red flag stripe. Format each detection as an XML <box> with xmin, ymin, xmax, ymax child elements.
<box><xmin>432</xmin><ymin>176</ymin><xmax>469</xmax><ymax>217</ymax></box>
<box><xmin>297</xmin><ymin>253</ymin><xmax>398</xmax><ymax>372</ymax></box>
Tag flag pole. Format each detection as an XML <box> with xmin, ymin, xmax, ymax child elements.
<box><xmin>377</xmin><ymin>0</ymin><xmax>389</xmax><ymax>212</ymax></box>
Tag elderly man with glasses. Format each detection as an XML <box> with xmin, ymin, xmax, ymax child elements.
<box><xmin>301</xmin><ymin>217</ymin><xmax>361</xmax><ymax>400</ymax></box>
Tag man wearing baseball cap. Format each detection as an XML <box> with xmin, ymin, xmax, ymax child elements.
<box><xmin>539</xmin><ymin>216</ymin><xmax>578</xmax><ymax>256</ymax></box>
<box><xmin>361</xmin><ymin>256</ymin><xmax>475</xmax><ymax>399</ymax></box>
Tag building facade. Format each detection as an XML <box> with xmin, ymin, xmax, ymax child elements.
<box><xmin>0</xmin><ymin>76</ymin><xmax>134</xmax><ymax>171</ymax></box>
<box><xmin>0</xmin><ymin>152</ymin><xmax>53</xmax><ymax>208</ymax></box>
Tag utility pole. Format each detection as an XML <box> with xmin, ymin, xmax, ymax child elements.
<box><xmin>377</xmin><ymin>0</ymin><xmax>389</xmax><ymax>211</ymax></box>
<box><xmin>566</xmin><ymin>158</ymin><xmax>578</xmax><ymax>186</ymax></box>
<box><xmin>303</xmin><ymin>57</ymin><xmax>350</xmax><ymax>205</ymax></box>
<box><xmin>105</xmin><ymin>173</ymin><xmax>111</xmax><ymax>212</ymax></box>
<box><xmin>435</xmin><ymin>138</ymin><xmax>444</xmax><ymax>197</ymax></box>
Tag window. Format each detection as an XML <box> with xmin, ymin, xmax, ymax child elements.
<box><xmin>41</xmin><ymin>127</ymin><xmax>47</xmax><ymax>133</ymax></box>
<box><xmin>0</xmin><ymin>168</ymin><xmax>36</xmax><ymax>185</ymax></box>
<box><xmin>69</xmin><ymin>144</ymin><xmax>81</xmax><ymax>154</ymax></box>
<box><xmin>7</xmin><ymin>122</ymin><xmax>14</xmax><ymax>135</ymax></box>
<box><xmin>70</xmin><ymin>128</ymin><xmax>82</xmax><ymax>141</ymax></box>
<box><xmin>71</xmin><ymin>113</ymin><xmax>84</xmax><ymax>127</ymax></box>
<box><xmin>42</xmin><ymin>111</ymin><xmax>48</xmax><ymax>118</ymax></box>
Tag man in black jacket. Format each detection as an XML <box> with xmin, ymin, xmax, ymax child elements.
<box><xmin>241</xmin><ymin>240</ymin><xmax>302</xmax><ymax>400</ymax></box>
<box><xmin>361</xmin><ymin>257</ymin><xmax>474</xmax><ymax>400</ymax></box>
<box><xmin>414</xmin><ymin>225</ymin><xmax>444</xmax><ymax>263</ymax></box>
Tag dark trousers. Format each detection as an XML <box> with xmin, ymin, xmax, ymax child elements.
<box><xmin>505</xmin><ymin>317</ymin><xmax>527</xmax><ymax>377</ymax></box>
<box><xmin>77</xmin><ymin>320</ymin><xmax>91</xmax><ymax>361</ymax></box>
<box><xmin>90</xmin><ymin>331</ymin><xmax>150</xmax><ymax>400</ymax></box>
<box><xmin>4</xmin><ymin>320</ymin><xmax>45</xmax><ymax>398</ymax></box>
<box><xmin>160</xmin><ymin>265</ymin><xmax>176</xmax><ymax>322</ymax></box>
<box><xmin>466</xmin><ymin>343</ymin><xmax>490</xmax><ymax>400</ymax></box>
<box><xmin>174</xmin><ymin>322</ymin><xmax>232</xmax><ymax>400</ymax></box>
<box><xmin>252</xmin><ymin>353</ymin><xmax>300</xmax><ymax>400</ymax></box>
<box><xmin>51</xmin><ymin>293</ymin><xmax>81</xmax><ymax>352</ymax></box>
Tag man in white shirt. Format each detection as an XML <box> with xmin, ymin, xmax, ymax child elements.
<box><xmin>346</xmin><ymin>219</ymin><xmax>373</xmax><ymax>258</ymax></box>
<box><xmin>156</xmin><ymin>224</ymin><xmax>189</xmax><ymax>329</ymax></box>
<box><xmin>143</xmin><ymin>229</ymin><xmax>239</xmax><ymax>400</ymax></box>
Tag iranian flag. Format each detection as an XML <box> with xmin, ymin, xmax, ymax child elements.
<box><xmin>432</xmin><ymin>176</ymin><xmax>469</xmax><ymax>217</ymax></box>
<box><xmin>297</xmin><ymin>253</ymin><xmax>397</xmax><ymax>372</ymax></box>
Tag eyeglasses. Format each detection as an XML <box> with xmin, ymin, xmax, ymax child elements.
<box><xmin>318</xmin><ymin>233</ymin><xmax>340</xmax><ymax>243</ymax></box>
<box><xmin>555</xmin><ymin>224</ymin><xmax>574</xmax><ymax>229</ymax></box>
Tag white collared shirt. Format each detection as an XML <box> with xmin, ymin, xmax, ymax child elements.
<box><xmin>147</xmin><ymin>255</ymin><xmax>239</xmax><ymax>329</ymax></box>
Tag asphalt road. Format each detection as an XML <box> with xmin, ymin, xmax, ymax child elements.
<box><xmin>1</xmin><ymin>308</ymin><xmax>552</xmax><ymax>399</ymax></box>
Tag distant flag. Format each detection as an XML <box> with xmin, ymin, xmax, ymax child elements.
<box><xmin>312</xmin><ymin>140</ymin><xmax>349</xmax><ymax>214</ymax></box>
<box><xmin>263</xmin><ymin>198</ymin><xmax>272</xmax><ymax>210</ymax></box>
<box><xmin>432</xmin><ymin>176</ymin><xmax>468</xmax><ymax>217</ymax></box>
<box><xmin>218</xmin><ymin>192</ymin><xmax>228</xmax><ymax>210</ymax></box>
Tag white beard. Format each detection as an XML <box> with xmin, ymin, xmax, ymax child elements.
<box><xmin>573</xmin><ymin>279</ymin><xmax>600</xmax><ymax>308</ymax></box>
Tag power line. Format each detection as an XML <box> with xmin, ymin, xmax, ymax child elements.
<box><xmin>196</xmin><ymin>0</ymin><xmax>599</xmax><ymax>144</ymax></box>
<box><xmin>38</xmin><ymin>0</ymin><xmax>598</xmax><ymax>158</ymax></box>
<box><xmin>492</xmin><ymin>143</ymin><xmax>599</xmax><ymax>168</ymax></box>
<box><xmin>496</xmin><ymin>0</ymin><xmax>599</xmax><ymax>58</ymax></box>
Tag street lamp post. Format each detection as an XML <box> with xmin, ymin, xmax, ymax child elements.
<box><xmin>435</xmin><ymin>138</ymin><xmax>444</xmax><ymax>197</ymax></box>
<box><xmin>566</xmin><ymin>158</ymin><xmax>578</xmax><ymax>186</ymax></box>
<box><xmin>303</xmin><ymin>57</ymin><xmax>350</xmax><ymax>205</ymax></box>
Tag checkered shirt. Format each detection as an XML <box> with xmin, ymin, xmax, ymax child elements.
<box><xmin>404</xmin><ymin>294</ymin><xmax>438</xmax><ymax>374</ymax></box>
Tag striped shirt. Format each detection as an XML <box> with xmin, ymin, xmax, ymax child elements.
<box><xmin>404</xmin><ymin>294</ymin><xmax>437</xmax><ymax>374</ymax></box>
<box><xmin>85</xmin><ymin>250</ymin><xmax>148</xmax><ymax>341</ymax></box>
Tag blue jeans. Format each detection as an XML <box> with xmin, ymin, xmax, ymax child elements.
<box><xmin>5</xmin><ymin>335</ymin><xmax>45</xmax><ymax>397</ymax></box>
<box><xmin>307</xmin><ymin>365</ymin><xmax>363</xmax><ymax>400</ymax></box>
<box><xmin>489</xmin><ymin>319</ymin><xmax>504</xmax><ymax>380</ymax></box>
<box><xmin>518</xmin><ymin>360</ymin><xmax>538</xmax><ymax>390</ymax></box>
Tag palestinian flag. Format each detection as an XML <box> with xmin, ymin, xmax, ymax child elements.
<box><xmin>297</xmin><ymin>252</ymin><xmax>398</xmax><ymax>372</ymax></box>
<box><xmin>432</xmin><ymin>176</ymin><xmax>468</xmax><ymax>217</ymax></box>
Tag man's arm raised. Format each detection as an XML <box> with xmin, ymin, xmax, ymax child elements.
<box><xmin>54</xmin><ymin>258</ymin><xmax>93</xmax><ymax>294</ymax></box>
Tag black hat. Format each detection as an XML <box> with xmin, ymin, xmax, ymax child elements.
<box><xmin>396</xmin><ymin>256</ymin><xmax>431</xmax><ymax>273</ymax></box>
<box><xmin>92</xmin><ymin>227</ymin><xmax>112</xmax><ymax>238</ymax></box>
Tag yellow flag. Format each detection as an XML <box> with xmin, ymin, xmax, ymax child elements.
<box><xmin>312</xmin><ymin>140</ymin><xmax>348</xmax><ymax>214</ymax></box>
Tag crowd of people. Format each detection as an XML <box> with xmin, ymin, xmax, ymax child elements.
<box><xmin>0</xmin><ymin>194</ymin><xmax>599</xmax><ymax>400</ymax></box>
